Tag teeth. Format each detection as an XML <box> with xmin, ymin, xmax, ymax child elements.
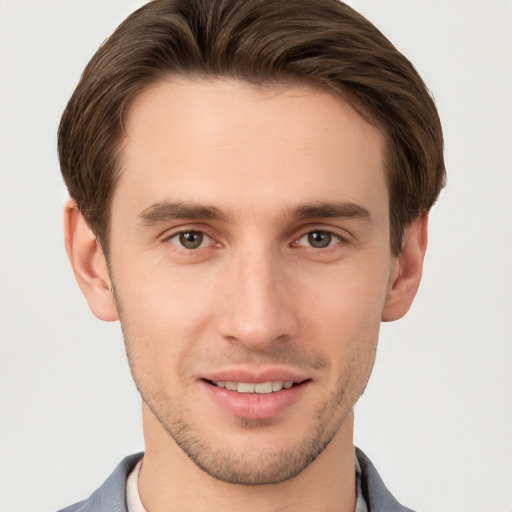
<box><xmin>237</xmin><ymin>382</ymin><xmax>255</xmax><ymax>393</ymax></box>
<box><xmin>255</xmin><ymin>382</ymin><xmax>273</xmax><ymax>394</ymax></box>
<box><xmin>272</xmin><ymin>381</ymin><xmax>283</xmax><ymax>391</ymax></box>
<box><xmin>213</xmin><ymin>381</ymin><xmax>295</xmax><ymax>394</ymax></box>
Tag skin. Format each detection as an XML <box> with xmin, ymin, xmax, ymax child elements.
<box><xmin>65</xmin><ymin>79</ymin><xmax>427</xmax><ymax>512</ymax></box>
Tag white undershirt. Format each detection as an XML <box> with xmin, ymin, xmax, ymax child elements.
<box><xmin>126</xmin><ymin>458</ymin><xmax>145</xmax><ymax>512</ymax></box>
<box><xmin>126</xmin><ymin>456</ymin><xmax>368</xmax><ymax>512</ymax></box>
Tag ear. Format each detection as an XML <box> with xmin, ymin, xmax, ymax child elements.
<box><xmin>382</xmin><ymin>214</ymin><xmax>428</xmax><ymax>322</ymax></box>
<box><xmin>64</xmin><ymin>199</ymin><xmax>119</xmax><ymax>322</ymax></box>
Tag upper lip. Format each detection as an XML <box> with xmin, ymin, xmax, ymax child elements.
<box><xmin>201</xmin><ymin>367</ymin><xmax>310</xmax><ymax>384</ymax></box>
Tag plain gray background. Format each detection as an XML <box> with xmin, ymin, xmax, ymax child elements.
<box><xmin>0</xmin><ymin>1</ymin><xmax>511</xmax><ymax>511</ymax></box>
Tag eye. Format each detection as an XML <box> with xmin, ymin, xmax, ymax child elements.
<box><xmin>168</xmin><ymin>230</ymin><xmax>212</xmax><ymax>250</ymax></box>
<box><xmin>295</xmin><ymin>230</ymin><xmax>342</xmax><ymax>249</ymax></box>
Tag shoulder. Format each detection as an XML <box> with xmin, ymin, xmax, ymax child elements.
<box><xmin>56</xmin><ymin>453</ymin><xmax>144</xmax><ymax>512</ymax></box>
<box><xmin>356</xmin><ymin>448</ymin><xmax>416</xmax><ymax>512</ymax></box>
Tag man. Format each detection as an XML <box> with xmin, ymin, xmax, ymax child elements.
<box><xmin>58</xmin><ymin>0</ymin><xmax>445</xmax><ymax>510</ymax></box>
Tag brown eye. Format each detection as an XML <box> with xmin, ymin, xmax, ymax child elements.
<box><xmin>294</xmin><ymin>230</ymin><xmax>341</xmax><ymax>249</ymax></box>
<box><xmin>307</xmin><ymin>231</ymin><xmax>333</xmax><ymax>248</ymax></box>
<box><xmin>170</xmin><ymin>231</ymin><xmax>208</xmax><ymax>249</ymax></box>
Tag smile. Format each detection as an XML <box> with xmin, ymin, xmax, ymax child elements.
<box><xmin>203</xmin><ymin>377</ymin><xmax>310</xmax><ymax>419</ymax></box>
<box><xmin>211</xmin><ymin>381</ymin><xmax>296</xmax><ymax>394</ymax></box>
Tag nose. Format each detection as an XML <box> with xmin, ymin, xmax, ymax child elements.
<box><xmin>217</xmin><ymin>247</ymin><xmax>298</xmax><ymax>351</ymax></box>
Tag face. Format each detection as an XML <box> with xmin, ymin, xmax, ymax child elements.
<box><xmin>107</xmin><ymin>79</ymin><xmax>398</xmax><ymax>484</ymax></box>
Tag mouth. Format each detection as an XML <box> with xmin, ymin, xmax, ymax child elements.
<box><xmin>207</xmin><ymin>380</ymin><xmax>300</xmax><ymax>394</ymax></box>
<box><xmin>201</xmin><ymin>377</ymin><xmax>310</xmax><ymax>419</ymax></box>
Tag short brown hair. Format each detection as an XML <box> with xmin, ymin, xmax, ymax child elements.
<box><xmin>58</xmin><ymin>0</ymin><xmax>445</xmax><ymax>255</ymax></box>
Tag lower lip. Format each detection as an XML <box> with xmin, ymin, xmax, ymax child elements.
<box><xmin>201</xmin><ymin>380</ymin><xmax>309</xmax><ymax>420</ymax></box>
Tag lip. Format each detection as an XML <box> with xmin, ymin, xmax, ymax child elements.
<box><xmin>200</xmin><ymin>367</ymin><xmax>311</xmax><ymax>420</ymax></box>
<box><xmin>202</xmin><ymin>367</ymin><xmax>310</xmax><ymax>384</ymax></box>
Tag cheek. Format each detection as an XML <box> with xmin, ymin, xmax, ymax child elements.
<box><xmin>117</xmin><ymin>255</ymin><xmax>219</xmax><ymax>320</ymax></box>
<box><xmin>299</xmin><ymin>253</ymin><xmax>392</xmax><ymax>323</ymax></box>
<box><xmin>307</xmin><ymin>292</ymin><xmax>381</xmax><ymax>407</ymax></box>
<box><xmin>113</xmin><ymin>264</ymin><xmax>221</xmax><ymax>375</ymax></box>
<box><xmin>311</xmin><ymin>297</ymin><xmax>381</xmax><ymax>376</ymax></box>
<box><xmin>297</xmin><ymin>259</ymin><xmax>390</xmax><ymax>365</ymax></box>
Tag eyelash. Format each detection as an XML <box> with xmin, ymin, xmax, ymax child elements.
<box><xmin>166</xmin><ymin>230</ymin><xmax>216</xmax><ymax>250</ymax></box>
<box><xmin>292</xmin><ymin>230</ymin><xmax>345</xmax><ymax>250</ymax></box>
<box><xmin>164</xmin><ymin>227</ymin><xmax>347</xmax><ymax>252</ymax></box>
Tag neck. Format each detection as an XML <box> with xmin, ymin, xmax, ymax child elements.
<box><xmin>138</xmin><ymin>402</ymin><xmax>357</xmax><ymax>512</ymax></box>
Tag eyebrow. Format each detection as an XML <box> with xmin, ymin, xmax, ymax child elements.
<box><xmin>294</xmin><ymin>201</ymin><xmax>371</xmax><ymax>221</ymax></box>
<box><xmin>138</xmin><ymin>200</ymin><xmax>228</xmax><ymax>226</ymax></box>
<box><xmin>137</xmin><ymin>199</ymin><xmax>371</xmax><ymax>227</ymax></box>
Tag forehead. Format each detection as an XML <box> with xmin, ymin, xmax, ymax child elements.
<box><xmin>114</xmin><ymin>78</ymin><xmax>388</xmax><ymax>223</ymax></box>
